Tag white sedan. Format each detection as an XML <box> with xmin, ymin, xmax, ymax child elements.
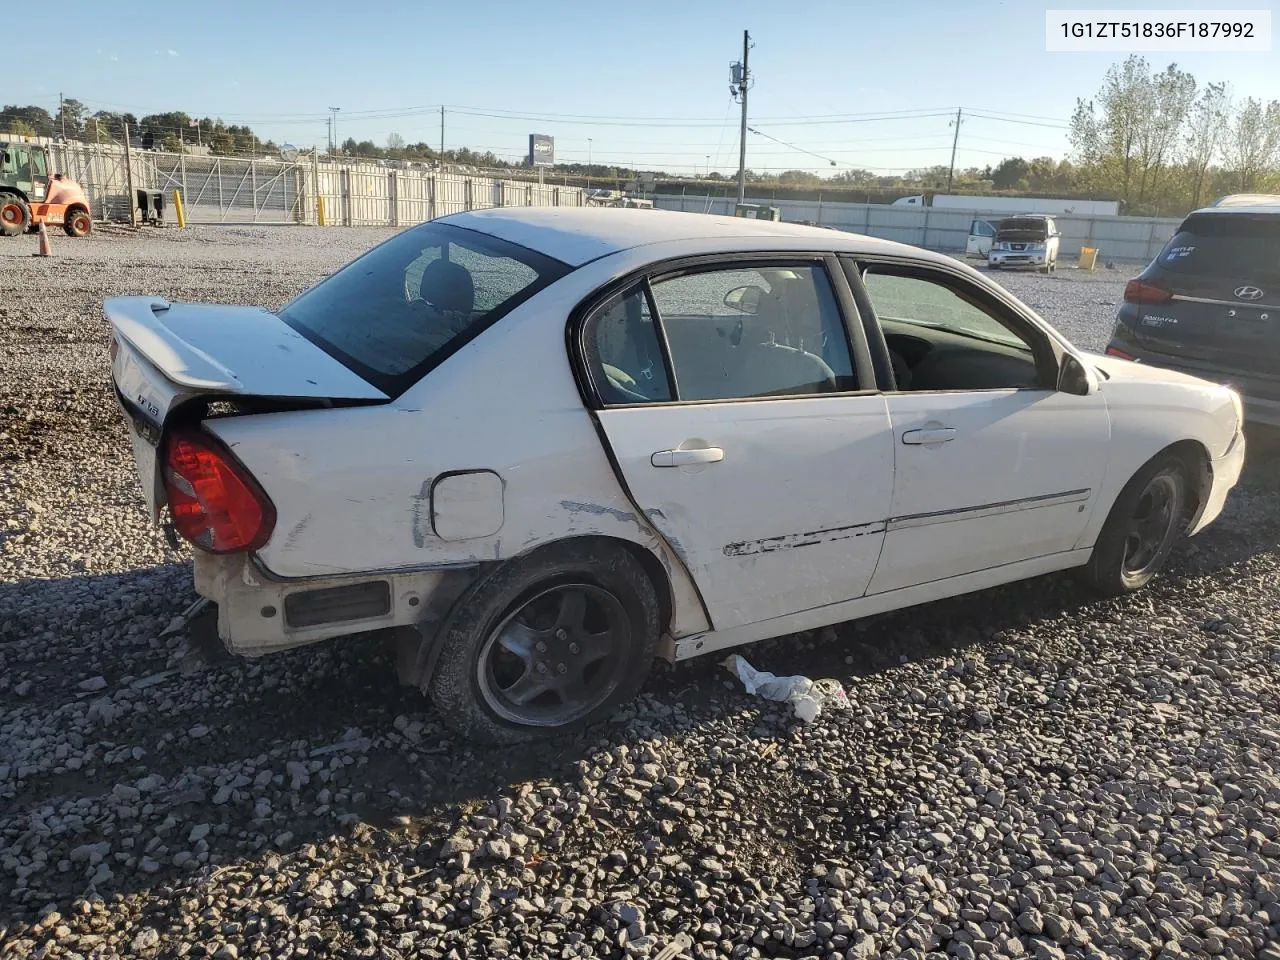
<box><xmin>108</xmin><ymin>208</ymin><xmax>1246</xmax><ymax>742</ymax></box>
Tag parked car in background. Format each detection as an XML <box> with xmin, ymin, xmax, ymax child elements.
<box><xmin>988</xmin><ymin>215</ymin><xmax>1060</xmax><ymax>272</ymax></box>
<box><xmin>108</xmin><ymin>208</ymin><xmax>1244</xmax><ymax>742</ymax></box>
<box><xmin>1105</xmin><ymin>196</ymin><xmax>1280</xmax><ymax>429</ymax></box>
<box><xmin>965</xmin><ymin>218</ymin><xmax>998</xmax><ymax>258</ymax></box>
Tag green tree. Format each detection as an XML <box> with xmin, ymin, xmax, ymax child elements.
<box><xmin>1223</xmin><ymin>97</ymin><xmax>1280</xmax><ymax>191</ymax></box>
<box><xmin>55</xmin><ymin>98</ymin><xmax>87</xmax><ymax>138</ymax></box>
<box><xmin>0</xmin><ymin>104</ymin><xmax>55</xmax><ymax>136</ymax></box>
<box><xmin>990</xmin><ymin>157</ymin><xmax>1029</xmax><ymax>190</ymax></box>
<box><xmin>1183</xmin><ymin>82</ymin><xmax>1231</xmax><ymax>208</ymax></box>
<box><xmin>1133</xmin><ymin>63</ymin><xmax>1196</xmax><ymax>201</ymax></box>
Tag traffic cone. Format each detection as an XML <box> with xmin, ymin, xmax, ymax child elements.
<box><xmin>35</xmin><ymin>221</ymin><xmax>52</xmax><ymax>257</ymax></box>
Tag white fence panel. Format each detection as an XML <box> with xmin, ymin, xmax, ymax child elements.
<box><xmin>653</xmin><ymin>193</ymin><xmax>1182</xmax><ymax>262</ymax></box>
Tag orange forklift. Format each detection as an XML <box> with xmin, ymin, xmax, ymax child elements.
<box><xmin>0</xmin><ymin>139</ymin><xmax>92</xmax><ymax>238</ymax></box>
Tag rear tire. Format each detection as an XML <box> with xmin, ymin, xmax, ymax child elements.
<box><xmin>64</xmin><ymin>206</ymin><xmax>92</xmax><ymax>238</ymax></box>
<box><xmin>426</xmin><ymin>541</ymin><xmax>661</xmax><ymax>744</ymax></box>
<box><xmin>0</xmin><ymin>194</ymin><xmax>30</xmax><ymax>237</ymax></box>
<box><xmin>1082</xmin><ymin>453</ymin><xmax>1188</xmax><ymax>596</ymax></box>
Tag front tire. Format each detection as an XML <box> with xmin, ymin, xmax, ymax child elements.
<box><xmin>1082</xmin><ymin>453</ymin><xmax>1188</xmax><ymax>596</ymax></box>
<box><xmin>426</xmin><ymin>541</ymin><xmax>661</xmax><ymax>743</ymax></box>
<box><xmin>0</xmin><ymin>194</ymin><xmax>31</xmax><ymax>237</ymax></box>
<box><xmin>64</xmin><ymin>206</ymin><xmax>92</xmax><ymax>237</ymax></box>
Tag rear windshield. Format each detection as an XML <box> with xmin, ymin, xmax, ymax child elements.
<box><xmin>280</xmin><ymin>222</ymin><xmax>569</xmax><ymax>396</ymax></box>
<box><xmin>996</xmin><ymin>218</ymin><xmax>1049</xmax><ymax>239</ymax></box>
<box><xmin>1157</xmin><ymin>213</ymin><xmax>1280</xmax><ymax>283</ymax></box>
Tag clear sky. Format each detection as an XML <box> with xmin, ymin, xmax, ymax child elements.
<box><xmin>11</xmin><ymin>0</ymin><xmax>1278</xmax><ymax>176</ymax></box>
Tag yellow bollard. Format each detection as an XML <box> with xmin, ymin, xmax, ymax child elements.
<box><xmin>317</xmin><ymin>196</ymin><xmax>327</xmax><ymax>227</ymax></box>
<box><xmin>172</xmin><ymin>189</ymin><xmax>187</xmax><ymax>228</ymax></box>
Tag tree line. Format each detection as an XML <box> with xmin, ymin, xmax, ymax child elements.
<box><xmin>0</xmin><ymin>100</ymin><xmax>278</xmax><ymax>157</ymax></box>
<box><xmin>5</xmin><ymin>61</ymin><xmax>1277</xmax><ymax>216</ymax></box>
<box><xmin>1067</xmin><ymin>55</ymin><xmax>1279</xmax><ymax>214</ymax></box>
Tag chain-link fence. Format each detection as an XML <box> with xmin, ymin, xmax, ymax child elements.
<box><xmin>44</xmin><ymin>140</ymin><xmax>586</xmax><ymax>227</ymax></box>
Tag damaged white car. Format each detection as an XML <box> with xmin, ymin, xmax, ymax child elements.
<box><xmin>108</xmin><ymin>208</ymin><xmax>1246</xmax><ymax>742</ymax></box>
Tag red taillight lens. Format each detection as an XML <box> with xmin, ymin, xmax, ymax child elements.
<box><xmin>164</xmin><ymin>429</ymin><xmax>275</xmax><ymax>553</ymax></box>
<box><xmin>1105</xmin><ymin>346</ymin><xmax>1136</xmax><ymax>360</ymax></box>
<box><xmin>1123</xmin><ymin>279</ymin><xmax>1172</xmax><ymax>304</ymax></box>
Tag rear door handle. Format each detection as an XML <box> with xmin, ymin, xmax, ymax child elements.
<box><xmin>902</xmin><ymin>427</ymin><xmax>956</xmax><ymax>445</ymax></box>
<box><xmin>651</xmin><ymin>447</ymin><xmax>725</xmax><ymax>467</ymax></box>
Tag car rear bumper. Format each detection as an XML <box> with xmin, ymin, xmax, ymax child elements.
<box><xmin>191</xmin><ymin>552</ymin><xmax>477</xmax><ymax>657</ymax></box>
<box><xmin>1102</xmin><ymin>341</ymin><xmax>1280</xmax><ymax>427</ymax></box>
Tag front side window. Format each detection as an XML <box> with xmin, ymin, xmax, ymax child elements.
<box><xmin>280</xmin><ymin>222</ymin><xmax>568</xmax><ymax>396</ymax></box>
<box><xmin>648</xmin><ymin>264</ymin><xmax>856</xmax><ymax>402</ymax></box>
<box><xmin>30</xmin><ymin>150</ymin><xmax>48</xmax><ymax>178</ymax></box>
<box><xmin>862</xmin><ymin>269</ymin><xmax>1042</xmax><ymax>392</ymax></box>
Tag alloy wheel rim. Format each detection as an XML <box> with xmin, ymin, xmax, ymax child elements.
<box><xmin>1122</xmin><ymin>473</ymin><xmax>1179</xmax><ymax>576</ymax></box>
<box><xmin>477</xmin><ymin>583</ymin><xmax>630</xmax><ymax>727</ymax></box>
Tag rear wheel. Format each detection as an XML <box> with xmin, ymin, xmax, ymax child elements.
<box><xmin>0</xmin><ymin>194</ymin><xmax>30</xmax><ymax>237</ymax></box>
<box><xmin>64</xmin><ymin>206</ymin><xmax>92</xmax><ymax>238</ymax></box>
<box><xmin>426</xmin><ymin>541</ymin><xmax>661</xmax><ymax>743</ymax></box>
<box><xmin>1082</xmin><ymin>453</ymin><xmax>1188</xmax><ymax>595</ymax></box>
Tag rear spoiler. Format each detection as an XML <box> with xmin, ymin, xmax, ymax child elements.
<box><xmin>108</xmin><ymin>296</ymin><xmax>261</xmax><ymax>391</ymax></box>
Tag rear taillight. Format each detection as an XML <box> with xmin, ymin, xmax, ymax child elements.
<box><xmin>1123</xmin><ymin>279</ymin><xmax>1172</xmax><ymax>304</ymax></box>
<box><xmin>164</xmin><ymin>429</ymin><xmax>275</xmax><ymax>553</ymax></box>
<box><xmin>1105</xmin><ymin>346</ymin><xmax>1137</xmax><ymax>361</ymax></box>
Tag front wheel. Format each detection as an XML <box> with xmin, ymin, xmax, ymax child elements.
<box><xmin>0</xmin><ymin>195</ymin><xmax>31</xmax><ymax>237</ymax></box>
<box><xmin>64</xmin><ymin>207</ymin><xmax>92</xmax><ymax>237</ymax></box>
<box><xmin>426</xmin><ymin>541</ymin><xmax>661</xmax><ymax>743</ymax></box>
<box><xmin>1082</xmin><ymin>454</ymin><xmax>1188</xmax><ymax>595</ymax></box>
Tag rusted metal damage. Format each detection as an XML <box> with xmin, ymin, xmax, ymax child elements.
<box><xmin>723</xmin><ymin>520</ymin><xmax>887</xmax><ymax>558</ymax></box>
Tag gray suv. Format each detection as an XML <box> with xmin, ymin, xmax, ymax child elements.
<box><xmin>1104</xmin><ymin>195</ymin><xmax>1280</xmax><ymax>428</ymax></box>
<box><xmin>987</xmin><ymin>215</ymin><xmax>1060</xmax><ymax>272</ymax></box>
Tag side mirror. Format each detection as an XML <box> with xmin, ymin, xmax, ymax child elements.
<box><xmin>724</xmin><ymin>285</ymin><xmax>764</xmax><ymax>315</ymax></box>
<box><xmin>1058</xmin><ymin>353</ymin><xmax>1095</xmax><ymax>396</ymax></box>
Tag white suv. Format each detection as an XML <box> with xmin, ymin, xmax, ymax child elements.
<box><xmin>988</xmin><ymin>215</ymin><xmax>1060</xmax><ymax>272</ymax></box>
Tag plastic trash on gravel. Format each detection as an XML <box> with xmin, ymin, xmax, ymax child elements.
<box><xmin>723</xmin><ymin>654</ymin><xmax>850</xmax><ymax>723</ymax></box>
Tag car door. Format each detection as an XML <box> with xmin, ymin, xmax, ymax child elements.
<box><xmin>846</xmin><ymin>259</ymin><xmax>1111</xmax><ymax>594</ymax></box>
<box><xmin>966</xmin><ymin>220</ymin><xmax>995</xmax><ymax>258</ymax></box>
<box><xmin>578</xmin><ymin>256</ymin><xmax>895</xmax><ymax>631</ymax></box>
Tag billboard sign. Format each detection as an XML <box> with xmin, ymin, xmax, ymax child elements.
<box><xmin>528</xmin><ymin>134</ymin><xmax>554</xmax><ymax>168</ymax></box>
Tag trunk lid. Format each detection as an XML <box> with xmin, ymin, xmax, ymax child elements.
<box><xmin>107</xmin><ymin>296</ymin><xmax>389</xmax><ymax>518</ymax></box>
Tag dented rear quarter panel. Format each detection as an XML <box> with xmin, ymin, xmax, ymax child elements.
<box><xmin>203</xmin><ymin>248</ymin><xmax>716</xmax><ymax>639</ymax></box>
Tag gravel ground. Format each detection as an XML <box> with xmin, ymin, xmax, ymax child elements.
<box><xmin>3</xmin><ymin>225</ymin><xmax>1280</xmax><ymax>960</ymax></box>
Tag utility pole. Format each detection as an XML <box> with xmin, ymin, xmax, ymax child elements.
<box><xmin>329</xmin><ymin>107</ymin><xmax>340</xmax><ymax>154</ymax></box>
<box><xmin>59</xmin><ymin>92</ymin><xmax>66</xmax><ymax>140</ymax></box>
<box><xmin>732</xmin><ymin>30</ymin><xmax>751</xmax><ymax>208</ymax></box>
<box><xmin>587</xmin><ymin>138</ymin><xmax>593</xmax><ymax>190</ymax></box>
<box><xmin>946</xmin><ymin>107</ymin><xmax>962</xmax><ymax>193</ymax></box>
<box><xmin>440</xmin><ymin>107</ymin><xmax>445</xmax><ymax>168</ymax></box>
<box><xmin>123</xmin><ymin>121</ymin><xmax>137</xmax><ymax>228</ymax></box>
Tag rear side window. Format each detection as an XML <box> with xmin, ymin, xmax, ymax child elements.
<box><xmin>1158</xmin><ymin>213</ymin><xmax>1280</xmax><ymax>282</ymax></box>
<box><xmin>280</xmin><ymin>222</ymin><xmax>568</xmax><ymax>396</ymax></box>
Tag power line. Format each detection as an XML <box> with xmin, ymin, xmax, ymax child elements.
<box><xmin>748</xmin><ymin>127</ymin><xmax>838</xmax><ymax>166</ymax></box>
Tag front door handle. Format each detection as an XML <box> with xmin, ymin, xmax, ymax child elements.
<box><xmin>902</xmin><ymin>427</ymin><xmax>956</xmax><ymax>445</ymax></box>
<box><xmin>651</xmin><ymin>447</ymin><xmax>725</xmax><ymax>467</ymax></box>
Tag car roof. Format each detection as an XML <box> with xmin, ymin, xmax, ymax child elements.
<box><xmin>1207</xmin><ymin>193</ymin><xmax>1280</xmax><ymax>209</ymax></box>
<box><xmin>1186</xmin><ymin>202</ymin><xmax>1280</xmax><ymax>218</ymax></box>
<box><xmin>438</xmin><ymin>206</ymin><xmax>945</xmax><ymax>267</ymax></box>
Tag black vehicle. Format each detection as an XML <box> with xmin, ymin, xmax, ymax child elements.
<box><xmin>1105</xmin><ymin>195</ymin><xmax>1280</xmax><ymax>428</ymax></box>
